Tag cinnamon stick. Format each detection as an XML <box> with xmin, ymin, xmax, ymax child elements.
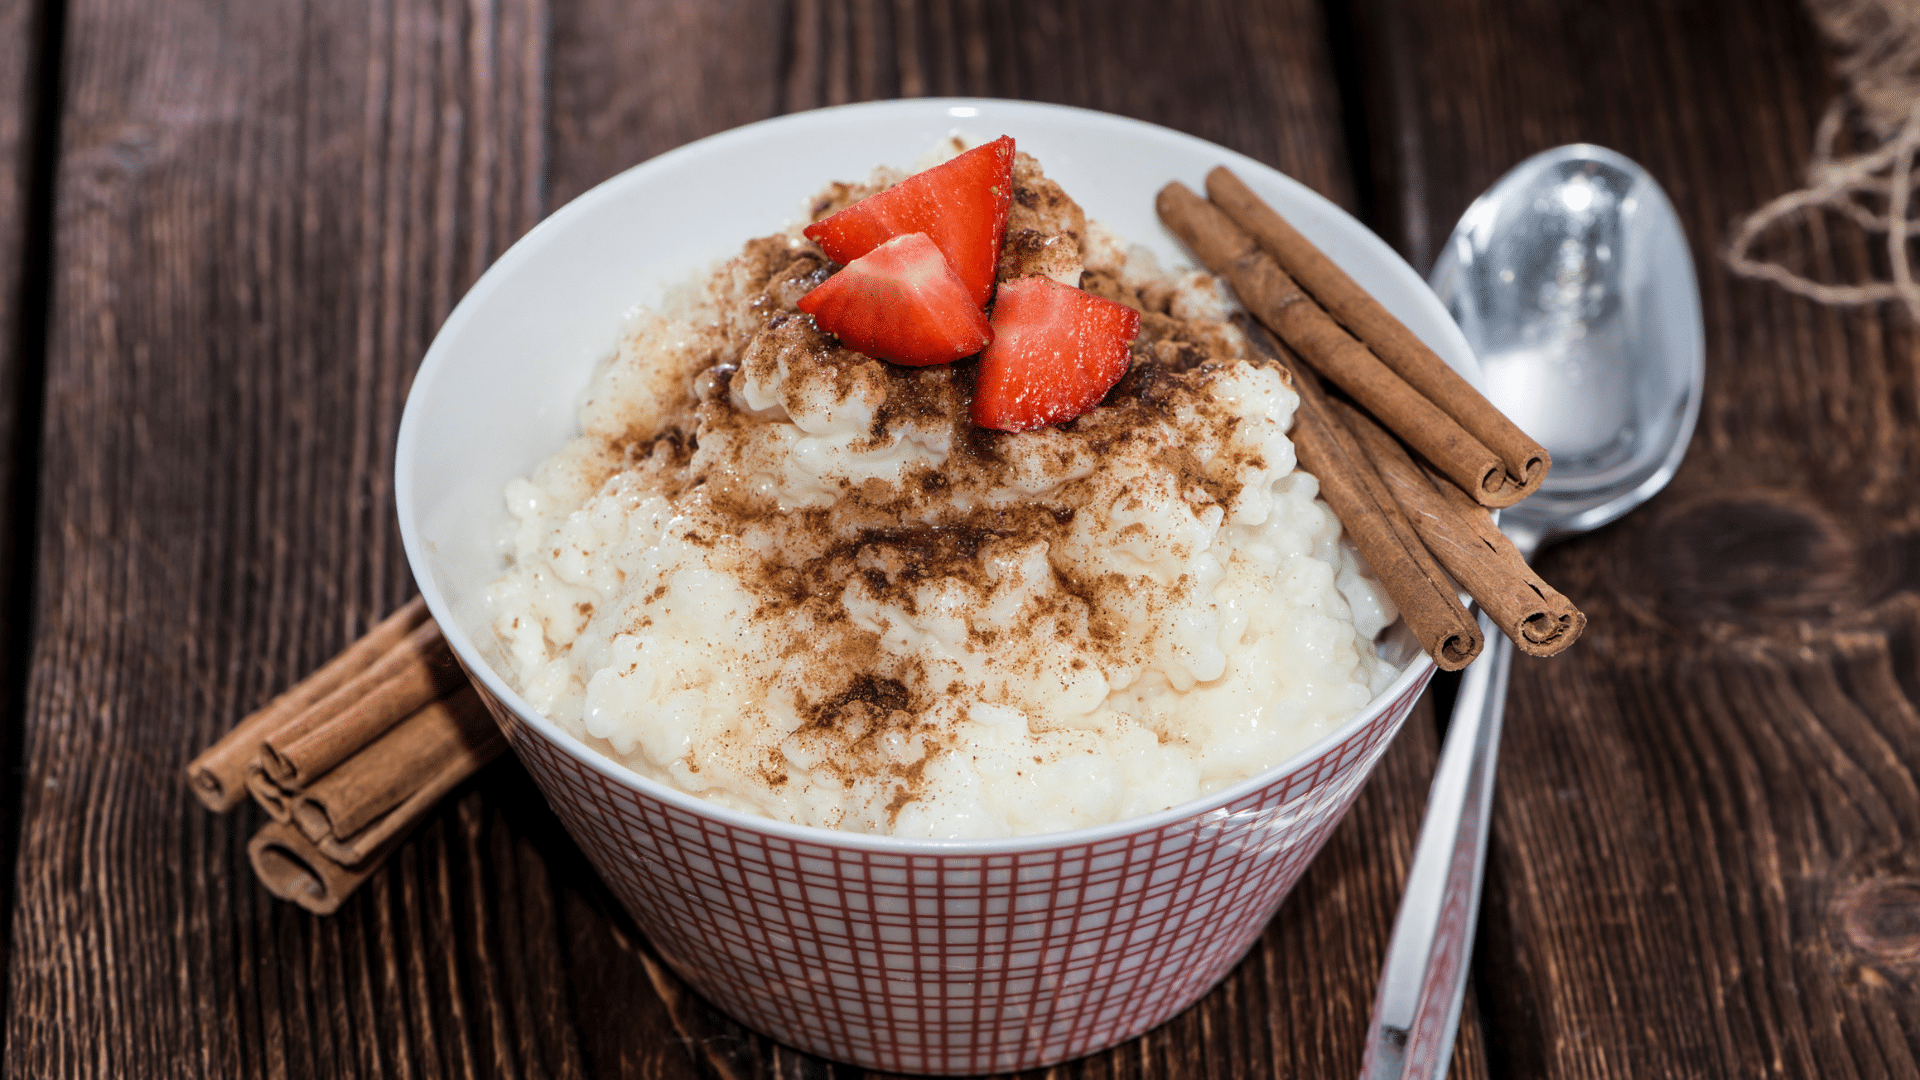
<box><xmin>291</xmin><ymin>684</ymin><xmax>501</xmax><ymax>847</ymax></box>
<box><xmin>311</xmin><ymin>692</ymin><xmax>506</xmax><ymax>867</ymax></box>
<box><xmin>1330</xmin><ymin>397</ymin><xmax>1585</xmax><ymax>656</ymax></box>
<box><xmin>193</xmin><ymin>599</ymin><xmax>515</xmax><ymax>915</ymax></box>
<box><xmin>1156</xmin><ymin>181</ymin><xmax>1519</xmax><ymax>509</ymax></box>
<box><xmin>263</xmin><ymin>630</ymin><xmax>467</xmax><ymax>788</ymax></box>
<box><xmin>244</xmin><ymin>763</ymin><xmax>296</xmax><ymax>822</ymax></box>
<box><xmin>257</xmin><ymin>619</ymin><xmax>455</xmax><ymax>786</ymax></box>
<box><xmin>1246</xmin><ymin>325</ymin><xmax>1481</xmax><ymax>669</ymax></box>
<box><xmin>187</xmin><ymin>596</ymin><xmax>429</xmax><ymax>811</ymax></box>
<box><xmin>248</xmin><ymin>819</ymin><xmax>392</xmax><ymax>916</ymax></box>
<box><xmin>1206</xmin><ymin>167</ymin><xmax>1549</xmax><ymax>503</ymax></box>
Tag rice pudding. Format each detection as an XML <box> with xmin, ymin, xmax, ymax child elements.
<box><xmin>486</xmin><ymin>149</ymin><xmax>1400</xmax><ymax>839</ymax></box>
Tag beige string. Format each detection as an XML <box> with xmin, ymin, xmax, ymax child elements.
<box><xmin>1726</xmin><ymin>0</ymin><xmax>1920</xmax><ymax>322</ymax></box>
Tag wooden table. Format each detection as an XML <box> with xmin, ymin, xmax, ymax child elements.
<box><xmin>3</xmin><ymin>1</ymin><xmax>1916</xmax><ymax>1076</ymax></box>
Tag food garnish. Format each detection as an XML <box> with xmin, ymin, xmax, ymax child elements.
<box><xmin>1159</xmin><ymin>167</ymin><xmax>1584</xmax><ymax>664</ymax></box>
<box><xmin>805</xmin><ymin>135</ymin><xmax>1016</xmax><ymax>309</ymax></box>
<box><xmin>795</xmin><ymin>232</ymin><xmax>994</xmax><ymax>366</ymax></box>
<box><xmin>970</xmin><ymin>274</ymin><xmax>1141</xmax><ymax>432</ymax></box>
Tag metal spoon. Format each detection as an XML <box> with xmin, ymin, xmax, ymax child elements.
<box><xmin>1361</xmin><ymin>144</ymin><xmax>1705</xmax><ymax>1080</ymax></box>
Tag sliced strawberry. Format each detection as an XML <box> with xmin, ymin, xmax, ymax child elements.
<box><xmin>797</xmin><ymin>232</ymin><xmax>993</xmax><ymax>366</ymax></box>
<box><xmin>972</xmin><ymin>276</ymin><xmax>1142</xmax><ymax>432</ymax></box>
<box><xmin>805</xmin><ymin>136</ymin><xmax>1015</xmax><ymax>309</ymax></box>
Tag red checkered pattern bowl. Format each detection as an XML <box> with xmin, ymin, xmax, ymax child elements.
<box><xmin>398</xmin><ymin>99</ymin><xmax>1476</xmax><ymax>1074</ymax></box>
<box><xmin>467</xmin><ymin>667</ymin><xmax>1433</xmax><ymax>1073</ymax></box>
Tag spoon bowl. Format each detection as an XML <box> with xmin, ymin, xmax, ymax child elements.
<box><xmin>1364</xmin><ymin>145</ymin><xmax>1705</xmax><ymax>1079</ymax></box>
<box><xmin>1429</xmin><ymin>144</ymin><xmax>1704</xmax><ymax>552</ymax></box>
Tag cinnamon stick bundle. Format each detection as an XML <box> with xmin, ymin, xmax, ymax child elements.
<box><xmin>1206</xmin><ymin>167</ymin><xmax>1550</xmax><ymax>503</ymax></box>
<box><xmin>1257</xmin><ymin>328</ymin><xmax>1482</xmax><ymax>670</ymax></box>
<box><xmin>248</xmin><ymin>820</ymin><xmax>386</xmax><ymax>917</ymax></box>
<box><xmin>245</xmin><ymin>765</ymin><xmax>296</xmax><ymax>822</ymax></box>
<box><xmin>187</xmin><ymin>596</ymin><xmax>429</xmax><ymax>811</ymax></box>
<box><xmin>189</xmin><ymin>598</ymin><xmax>507</xmax><ymax>915</ymax></box>
<box><xmin>292</xmin><ymin>684</ymin><xmax>500</xmax><ymax>847</ymax></box>
<box><xmin>314</xmin><ymin>699</ymin><xmax>503</xmax><ymax>868</ymax></box>
<box><xmin>1330</xmin><ymin>397</ymin><xmax>1586</xmax><ymax>656</ymax></box>
<box><xmin>260</xmin><ymin>619</ymin><xmax>460</xmax><ymax>787</ymax></box>
<box><xmin>1156</xmin><ymin>181</ymin><xmax>1527</xmax><ymax>509</ymax></box>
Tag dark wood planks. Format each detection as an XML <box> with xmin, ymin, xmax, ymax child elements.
<box><xmin>546</xmin><ymin>0</ymin><xmax>787</xmax><ymax>210</ymax></box>
<box><xmin>549</xmin><ymin>0</ymin><xmax>1360</xmax><ymax>212</ymax></box>
<box><xmin>0</xmin><ymin>0</ymin><xmax>53</xmax><ymax>1004</ymax></box>
<box><xmin>1352</xmin><ymin>0</ymin><xmax>1920</xmax><ymax>1076</ymax></box>
<box><xmin>4</xmin><ymin>0</ymin><xmax>574</xmax><ymax>1074</ymax></box>
<box><xmin>0</xmin><ymin>0</ymin><xmax>33</xmax><ymax>375</ymax></box>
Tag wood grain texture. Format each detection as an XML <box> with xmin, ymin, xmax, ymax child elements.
<box><xmin>0</xmin><ymin>0</ymin><xmax>52</xmax><ymax>1006</ymax></box>
<box><xmin>547</xmin><ymin>0</ymin><xmax>786</xmax><ymax>209</ymax></box>
<box><xmin>0</xmin><ymin>0</ymin><xmax>30</xmax><ymax>317</ymax></box>
<box><xmin>6</xmin><ymin>0</ymin><xmax>563</xmax><ymax>1074</ymax></box>
<box><xmin>550</xmin><ymin>0</ymin><xmax>1358</xmax><ymax>211</ymax></box>
<box><xmin>1351</xmin><ymin>0</ymin><xmax>1920</xmax><ymax>1075</ymax></box>
<box><xmin>0</xmin><ymin>0</ymin><xmax>41</xmax><ymax>479</ymax></box>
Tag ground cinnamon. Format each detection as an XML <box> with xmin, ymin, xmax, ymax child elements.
<box><xmin>187</xmin><ymin>596</ymin><xmax>429</xmax><ymax>811</ymax></box>
<box><xmin>1206</xmin><ymin>167</ymin><xmax>1550</xmax><ymax>502</ymax></box>
<box><xmin>1330</xmin><ymin>397</ymin><xmax>1585</xmax><ymax>655</ymax></box>
<box><xmin>1155</xmin><ymin>181</ymin><xmax>1522</xmax><ymax>509</ymax></box>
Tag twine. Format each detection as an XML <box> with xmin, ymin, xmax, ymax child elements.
<box><xmin>1726</xmin><ymin>0</ymin><xmax>1920</xmax><ymax>321</ymax></box>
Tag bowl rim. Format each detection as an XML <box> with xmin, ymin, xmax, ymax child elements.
<box><xmin>396</xmin><ymin>96</ymin><xmax>1461</xmax><ymax>856</ymax></box>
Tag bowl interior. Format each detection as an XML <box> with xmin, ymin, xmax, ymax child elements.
<box><xmin>396</xmin><ymin>98</ymin><xmax>1480</xmax><ymax>851</ymax></box>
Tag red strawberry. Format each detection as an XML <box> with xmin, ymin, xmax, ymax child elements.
<box><xmin>805</xmin><ymin>136</ymin><xmax>1015</xmax><ymax>309</ymax></box>
<box><xmin>797</xmin><ymin>232</ymin><xmax>993</xmax><ymax>366</ymax></box>
<box><xmin>972</xmin><ymin>275</ymin><xmax>1142</xmax><ymax>432</ymax></box>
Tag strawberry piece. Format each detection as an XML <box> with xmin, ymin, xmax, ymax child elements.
<box><xmin>972</xmin><ymin>275</ymin><xmax>1142</xmax><ymax>432</ymax></box>
<box><xmin>805</xmin><ymin>136</ymin><xmax>1015</xmax><ymax>309</ymax></box>
<box><xmin>797</xmin><ymin>232</ymin><xmax>994</xmax><ymax>366</ymax></box>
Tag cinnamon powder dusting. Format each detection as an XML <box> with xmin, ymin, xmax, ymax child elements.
<box><xmin>590</xmin><ymin>239</ymin><xmax>1281</xmax><ymax>825</ymax></box>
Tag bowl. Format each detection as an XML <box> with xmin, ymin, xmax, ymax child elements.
<box><xmin>396</xmin><ymin>98</ymin><xmax>1474</xmax><ymax>1074</ymax></box>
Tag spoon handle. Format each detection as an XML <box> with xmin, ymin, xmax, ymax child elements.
<box><xmin>1362</xmin><ymin>612</ymin><xmax>1512</xmax><ymax>1080</ymax></box>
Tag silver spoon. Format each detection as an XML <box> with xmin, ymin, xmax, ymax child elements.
<box><xmin>1361</xmin><ymin>144</ymin><xmax>1705</xmax><ymax>1080</ymax></box>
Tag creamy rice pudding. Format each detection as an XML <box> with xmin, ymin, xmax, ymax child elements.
<box><xmin>487</xmin><ymin>149</ymin><xmax>1400</xmax><ymax>838</ymax></box>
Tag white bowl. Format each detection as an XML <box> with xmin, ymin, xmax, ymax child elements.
<box><xmin>397</xmin><ymin>98</ymin><xmax>1474</xmax><ymax>1074</ymax></box>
